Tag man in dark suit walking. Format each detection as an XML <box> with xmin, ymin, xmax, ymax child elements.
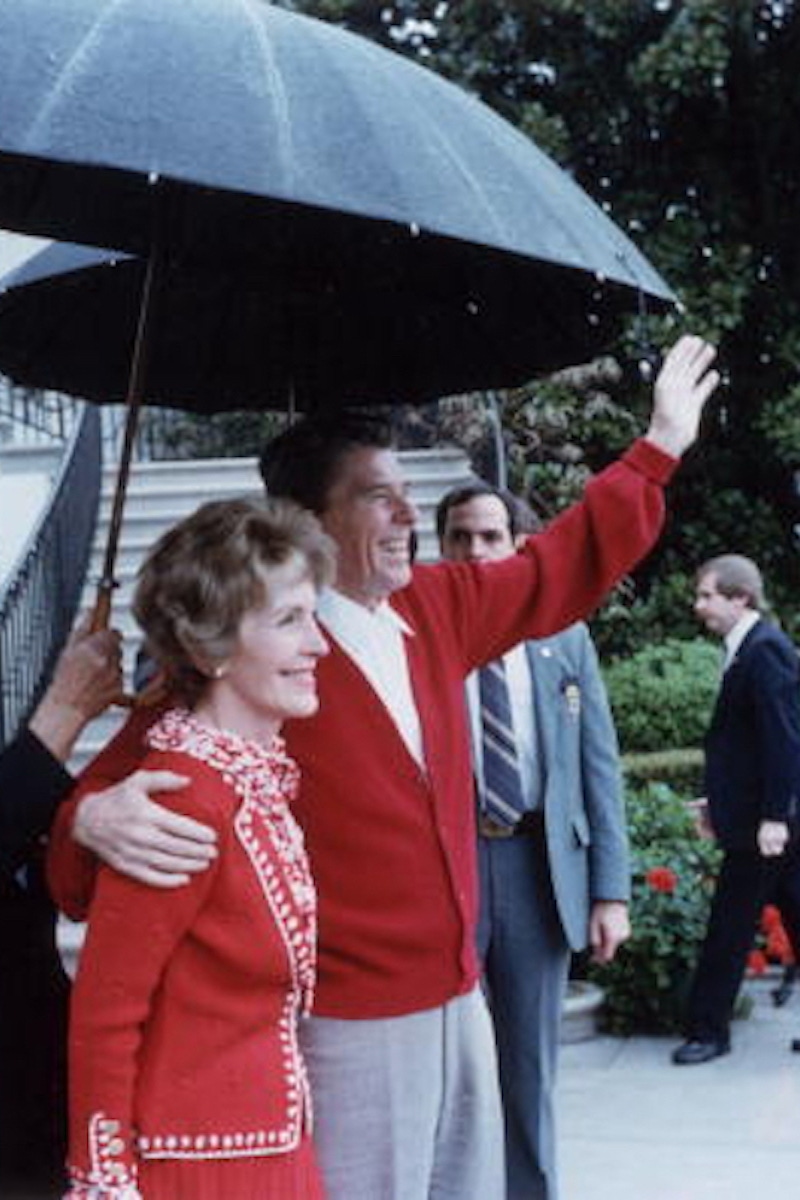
<box><xmin>437</xmin><ymin>483</ymin><xmax>630</xmax><ymax>1200</ymax></box>
<box><xmin>673</xmin><ymin>553</ymin><xmax>800</xmax><ymax>1065</ymax></box>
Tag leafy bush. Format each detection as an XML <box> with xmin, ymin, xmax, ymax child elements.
<box><xmin>602</xmin><ymin>637</ymin><xmax>719</xmax><ymax>753</ymax></box>
<box><xmin>591</xmin><ymin>568</ymin><xmax>700</xmax><ymax>660</ymax></box>
<box><xmin>622</xmin><ymin>748</ymin><xmax>704</xmax><ymax>796</ymax></box>
<box><xmin>588</xmin><ymin>782</ymin><xmax>721</xmax><ymax>1034</ymax></box>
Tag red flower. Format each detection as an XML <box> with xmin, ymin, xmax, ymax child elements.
<box><xmin>645</xmin><ymin>866</ymin><xmax>677</xmax><ymax>894</ymax></box>
<box><xmin>766</xmin><ymin>928</ymin><xmax>793</xmax><ymax>964</ymax></box>
<box><xmin>747</xmin><ymin>949</ymin><xmax>768</xmax><ymax>976</ymax></box>
<box><xmin>761</xmin><ymin>905</ymin><xmax>782</xmax><ymax>934</ymax></box>
<box><xmin>759</xmin><ymin>906</ymin><xmax>796</xmax><ymax>965</ymax></box>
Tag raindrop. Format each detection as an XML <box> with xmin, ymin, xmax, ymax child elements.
<box><xmin>594</xmin><ymin>271</ymin><xmax>607</xmax><ymax>284</ymax></box>
<box><xmin>712</xmin><ymin>72</ymin><xmax>725</xmax><ymax>88</ymax></box>
<box><xmin>527</xmin><ymin>62</ymin><xmax>556</xmax><ymax>85</ymax></box>
<box><xmin>587</xmin><ymin>313</ymin><xmax>600</xmax><ymax>326</ymax></box>
<box><xmin>701</xmin><ymin>246</ymin><xmax>713</xmax><ymax>259</ymax></box>
<box><xmin>466</xmin><ymin>300</ymin><xmax>480</xmax><ymax>315</ymax></box>
<box><xmin>409</xmin><ymin>222</ymin><xmax>420</xmax><ymax>237</ymax></box>
<box><xmin>759</xmin><ymin>352</ymin><xmax>772</xmax><ymax>364</ymax></box>
<box><xmin>148</xmin><ymin>171</ymin><xmax>160</xmax><ymax>185</ymax></box>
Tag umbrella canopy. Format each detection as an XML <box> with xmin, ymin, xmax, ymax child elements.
<box><xmin>0</xmin><ymin>235</ymin><xmax>653</xmax><ymax>413</ymax></box>
<box><xmin>0</xmin><ymin>0</ymin><xmax>674</xmax><ymax>407</ymax></box>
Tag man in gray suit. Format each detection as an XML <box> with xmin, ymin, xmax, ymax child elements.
<box><xmin>437</xmin><ymin>483</ymin><xmax>631</xmax><ymax>1200</ymax></box>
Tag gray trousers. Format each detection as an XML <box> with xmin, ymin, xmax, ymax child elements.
<box><xmin>478</xmin><ymin>830</ymin><xmax>571</xmax><ymax>1200</ymax></box>
<box><xmin>300</xmin><ymin>986</ymin><xmax>505</xmax><ymax>1200</ymax></box>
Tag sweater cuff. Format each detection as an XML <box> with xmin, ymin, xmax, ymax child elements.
<box><xmin>19</xmin><ymin>726</ymin><xmax>74</xmax><ymax>787</ymax></box>
<box><xmin>621</xmin><ymin>438</ymin><xmax>679</xmax><ymax>486</ymax></box>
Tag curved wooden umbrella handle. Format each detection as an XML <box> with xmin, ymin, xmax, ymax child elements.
<box><xmin>87</xmin><ymin>583</ymin><xmax>169</xmax><ymax>711</ymax></box>
<box><xmin>89</xmin><ymin>576</ymin><xmax>168</xmax><ymax>711</ymax></box>
<box><xmin>89</xmin><ymin>582</ymin><xmax>115</xmax><ymax>634</ymax></box>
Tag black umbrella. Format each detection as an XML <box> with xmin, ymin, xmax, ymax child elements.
<box><xmin>0</xmin><ymin>0</ymin><xmax>673</xmax><ymax>392</ymax></box>
<box><xmin>0</xmin><ymin>0</ymin><xmax>674</xmax><ymax>621</ymax></box>
<box><xmin>0</xmin><ymin>232</ymin><xmax>658</xmax><ymax>414</ymax></box>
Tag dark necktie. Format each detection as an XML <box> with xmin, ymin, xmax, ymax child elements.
<box><xmin>479</xmin><ymin>658</ymin><xmax>526</xmax><ymax>827</ymax></box>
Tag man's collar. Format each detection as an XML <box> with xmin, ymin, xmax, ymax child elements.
<box><xmin>724</xmin><ymin>609</ymin><xmax>760</xmax><ymax>662</ymax></box>
<box><xmin>317</xmin><ymin>587</ymin><xmax>414</xmax><ymax>637</ymax></box>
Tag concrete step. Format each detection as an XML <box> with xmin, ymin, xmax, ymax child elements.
<box><xmin>100</xmin><ymin>455</ymin><xmax>259</xmax><ymax>485</ymax></box>
<box><xmin>0</xmin><ymin>441</ymin><xmax>63</xmax><ymax>476</ymax></box>
<box><xmin>0</xmin><ymin>442</ymin><xmax>66</xmax><ymax>579</ymax></box>
<box><xmin>95</xmin><ymin>451</ymin><xmax>465</xmax><ymax>504</ymax></box>
<box><xmin>89</xmin><ymin>447</ymin><xmax>472</xmax><ymax>586</ymax></box>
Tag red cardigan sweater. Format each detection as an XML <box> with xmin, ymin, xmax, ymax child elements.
<box><xmin>60</xmin><ymin>712</ymin><xmax>316</xmax><ymax>1197</ymax></box>
<box><xmin>50</xmin><ymin>439</ymin><xmax>674</xmax><ymax>1019</ymax></box>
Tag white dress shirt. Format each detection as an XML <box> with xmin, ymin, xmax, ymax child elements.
<box><xmin>316</xmin><ymin>587</ymin><xmax>425</xmax><ymax>767</ymax></box>
<box><xmin>466</xmin><ymin>643</ymin><xmax>539</xmax><ymax>810</ymax></box>
<box><xmin>723</xmin><ymin>609</ymin><xmax>760</xmax><ymax>671</ymax></box>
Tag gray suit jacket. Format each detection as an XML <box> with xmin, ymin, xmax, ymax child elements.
<box><xmin>526</xmin><ymin>623</ymin><xmax>629</xmax><ymax>951</ymax></box>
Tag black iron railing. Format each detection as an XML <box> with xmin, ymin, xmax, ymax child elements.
<box><xmin>0</xmin><ymin>403</ymin><xmax>102</xmax><ymax>748</ymax></box>
<box><xmin>0</xmin><ymin>378</ymin><xmax>81</xmax><ymax>445</ymax></box>
<box><xmin>102</xmin><ymin>404</ymin><xmax>286</xmax><ymax>462</ymax></box>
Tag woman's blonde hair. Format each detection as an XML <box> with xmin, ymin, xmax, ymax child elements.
<box><xmin>133</xmin><ymin>496</ymin><xmax>335</xmax><ymax>704</ymax></box>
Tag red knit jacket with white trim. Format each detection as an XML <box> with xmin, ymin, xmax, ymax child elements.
<box><xmin>62</xmin><ymin>712</ymin><xmax>316</xmax><ymax>1197</ymax></box>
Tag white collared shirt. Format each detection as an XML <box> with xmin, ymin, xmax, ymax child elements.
<box><xmin>466</xmin><ymin>643</ymin><xmax>539</xmax><ymax>808</ymax></box>
<box><xmin>316</xmin><ymin>587</ymin><xmax>425</xmax><ymax>766</ymax></box>
<box><xmin>723</xmin><ymin>609</ymin><xmax>760</xmax><ymax>671</ymax></box>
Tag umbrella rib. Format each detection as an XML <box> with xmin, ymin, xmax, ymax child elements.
<box><xmin>23</xmin><ymin>0</ymin><xmax>129</xmax><ymax>153</ymax></box>
<box><xmin>235</xmin><ymin>0</ymin><xmax>296</xmax><ymax>191</ymax></box>
<box><xmin>394</xmin><ymin>76</ymin><xmax>514</xmax><ymax>249</ymax></box>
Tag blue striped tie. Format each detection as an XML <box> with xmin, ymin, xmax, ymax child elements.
<box><xmin>479</xmin><ymin>659</ymin><xmax>526</xmax><ymax>827</ymax></box>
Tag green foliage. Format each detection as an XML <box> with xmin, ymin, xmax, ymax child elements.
<box><xmin>756</xmin><ymin>384</ymin><xmax>800</xmax><ymax>469</ymax></box>
<box><xmin>622</xmin><ymin>748</ymin><xmax>705</xmax><ymax>796</ymax></box>
<box><xmin>141</xmin><ymin>410</ymin><xmax>285</xmax><ymax>460</ymax></box>
<box><xmin>276</xmin><ymin>0</ymin><xmax>800</xmax><ymax>655</ymax></box>
<box><xmin>591</xmin><ymin>568</ymin><xmax>697</xmax><ymax>660</ymax></box>
<box><xmin>589</xmin><ymin>781</ymin><xmax>721</xmax><ymax>1034</ymax></box>
<box><xmin>631</xmin><ymin>0</ymin><xmax>732</xmax><ymax>107</ymax></box>
<box><xmin>602</xmin><ymin>637</ymin><xmax>719</xmax><ymax>753</ymax></box>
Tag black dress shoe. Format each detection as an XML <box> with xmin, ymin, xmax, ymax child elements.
<box><xmin>671</xmin><ymin>1038</ymin><xmax>730</xmax><ymax>1066</ymax></box>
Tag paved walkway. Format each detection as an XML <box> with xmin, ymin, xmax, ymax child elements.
<box><xmin>558</xmin><ymin>977</ymin><xmax>800</xmax><ymax>1200</ymax></box>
